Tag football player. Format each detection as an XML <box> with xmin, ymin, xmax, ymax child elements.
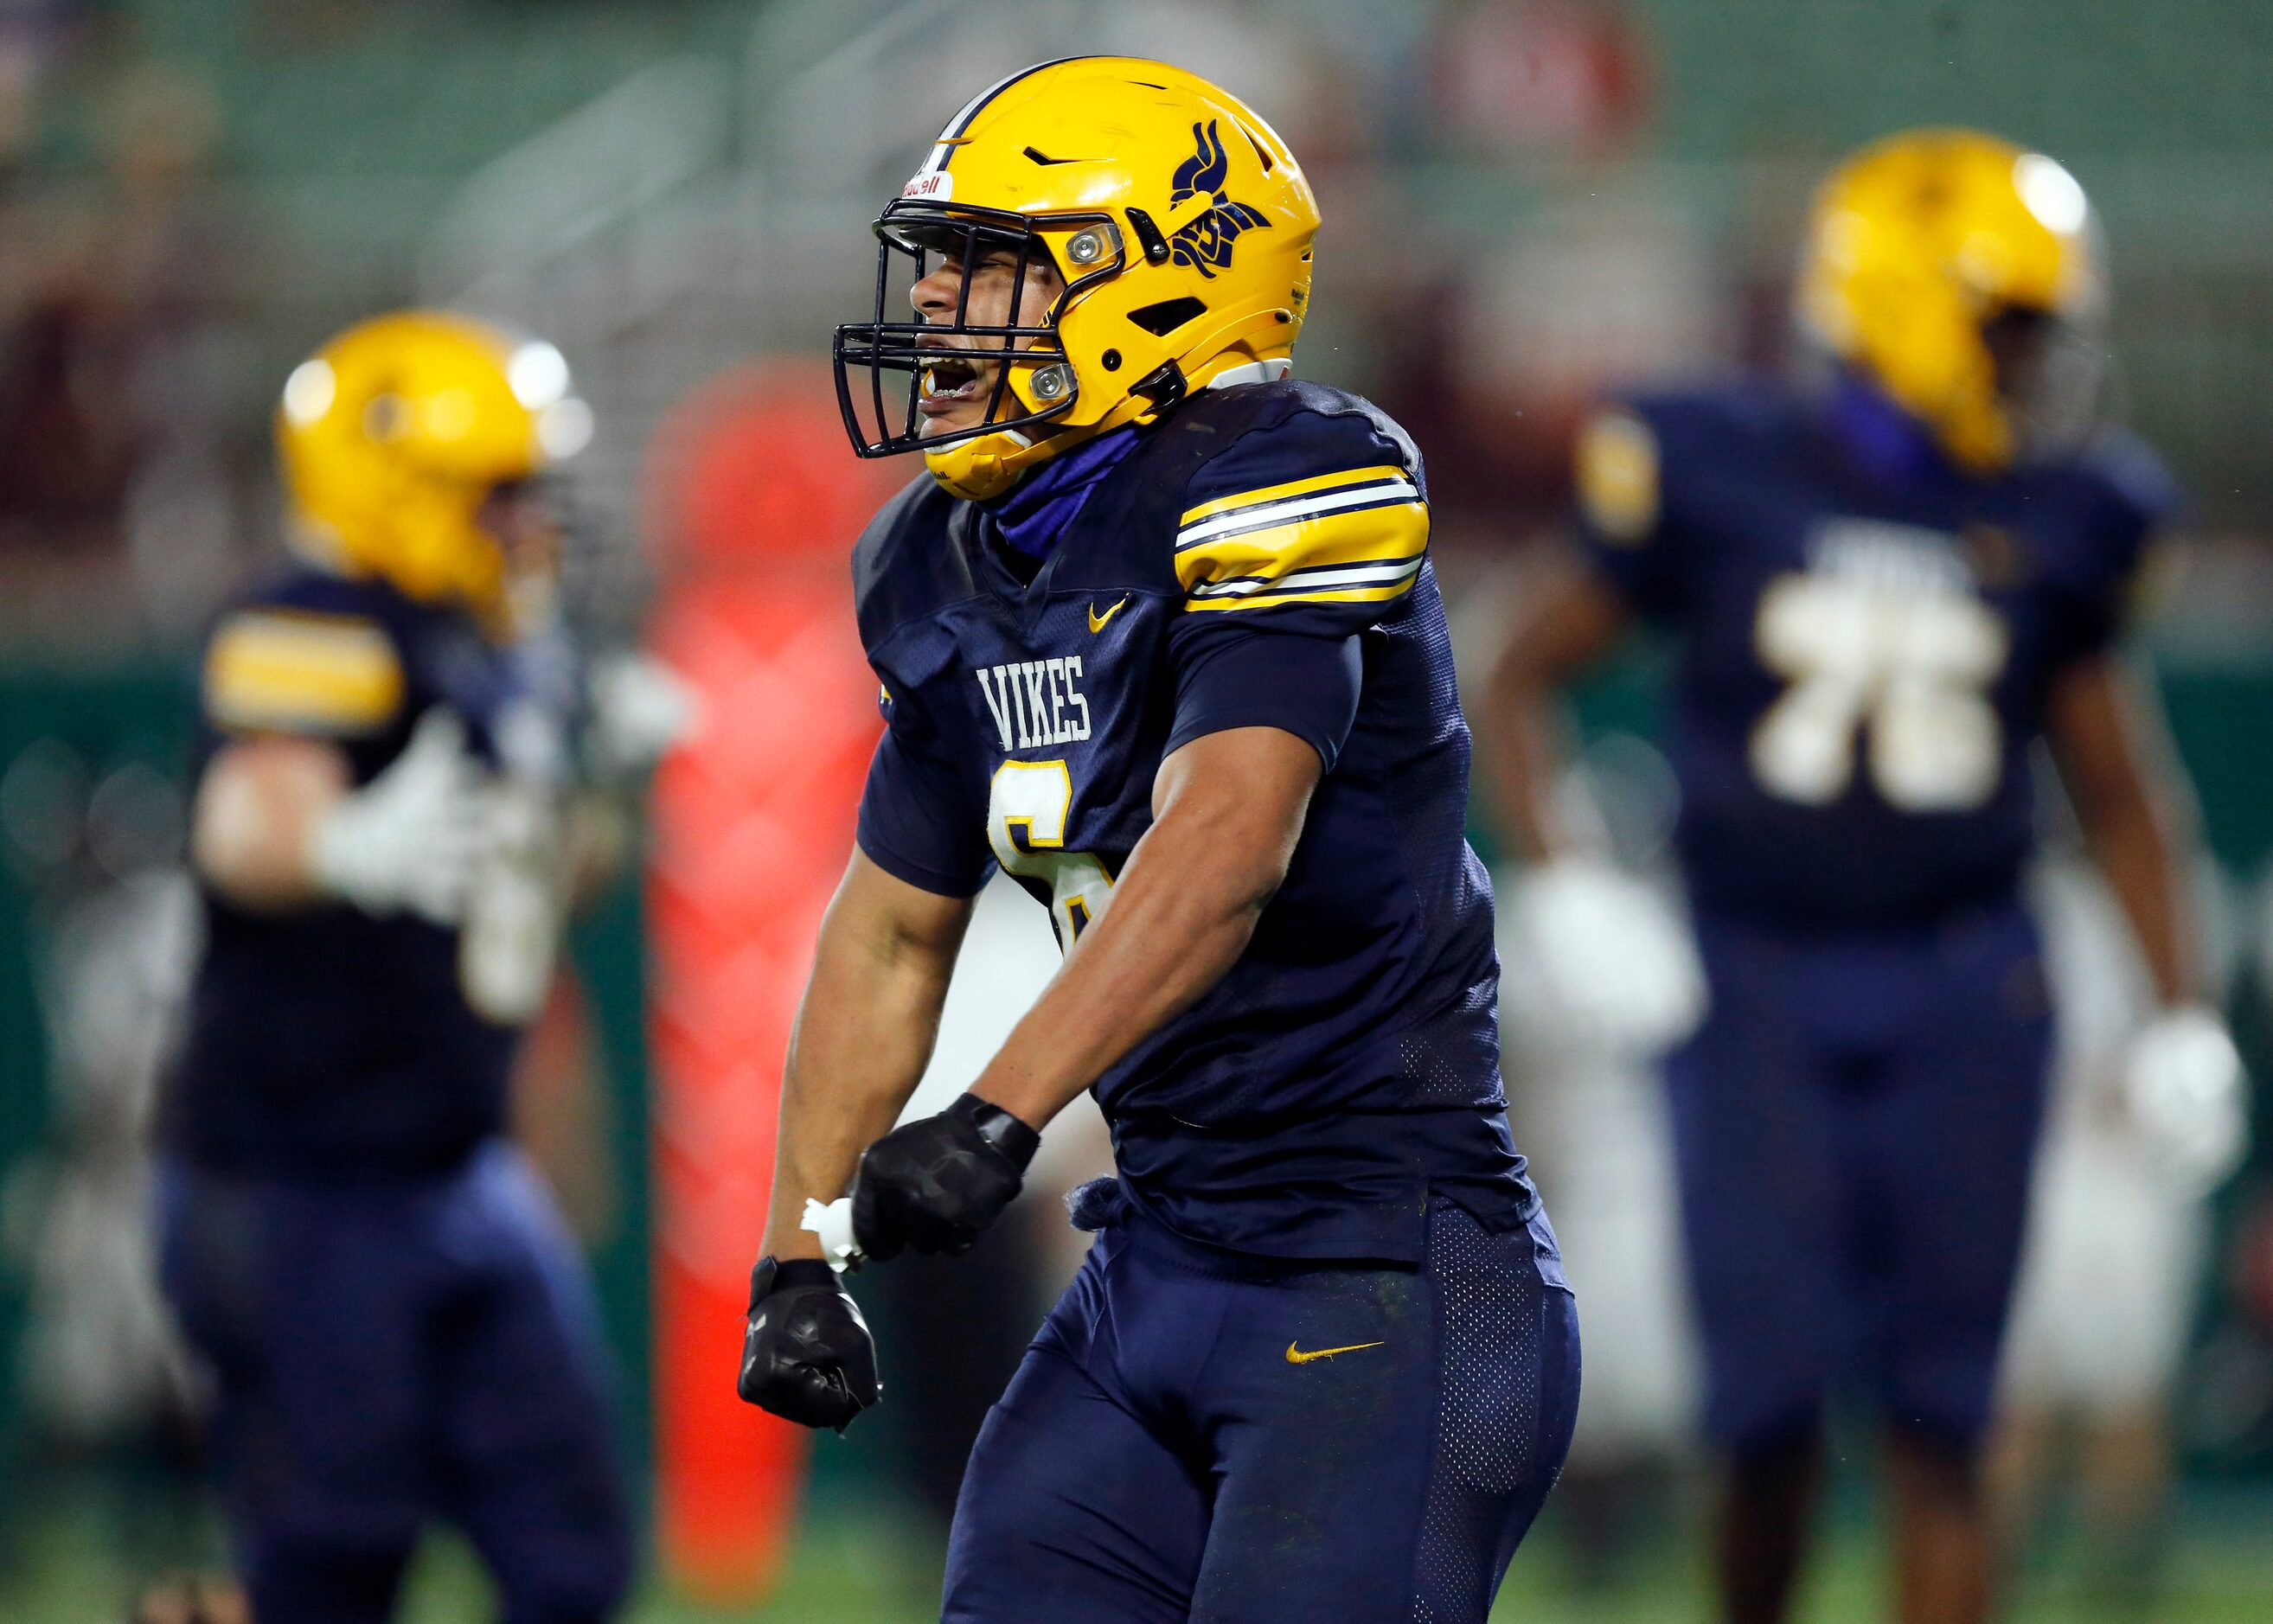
<box><xmin>157</xmin><ymin>313</ymin><xmax>634</xmax><ymax>1622</ymax></box>
<box><xmin>735</xmin><ymin>59</ymin><xmax>1578</xmax><ymax>1622</ymax></box>
<box><xmin>1474</xmin><ymin>131</ymin><xmax>2245</xmax><ymax>1624</ymax></box>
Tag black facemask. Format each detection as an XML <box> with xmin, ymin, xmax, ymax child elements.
<box><xmin>832</xmin><ymin>200</ymin><xmax>1111</xmax><ymax>460</ymax></box>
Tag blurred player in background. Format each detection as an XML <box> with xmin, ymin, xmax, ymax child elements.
<box><xmin>157</xmin><ymin>313</ymin><xmax>635</xmax><ymax>1623</ymax></box>
<box><xmin>737</xmin><ymin>58</ymin><xmax>1578</xmax><ymax>1622</ymax></box>
<box><xmin>1476</xmin><ymin>130</ymin><xmax>2245</xmax><ymax>1624</ymax></box>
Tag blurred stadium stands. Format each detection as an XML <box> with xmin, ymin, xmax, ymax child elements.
<box><xmin>3</xmin><ymin>1</ymin><xmax>2273</xmax><ymax>1618</ymax></box>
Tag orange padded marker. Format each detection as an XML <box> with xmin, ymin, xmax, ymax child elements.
<box><xmin>643</xmin><ymin>366</ymin><xmax>897</xmax><ymax>1599</ymax></box>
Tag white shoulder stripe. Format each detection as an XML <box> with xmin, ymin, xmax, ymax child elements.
<box><xmin>1188</xmin><ymin>556</ymin><xmax>1425</xmax><ymax>600</ymax></box>
<box><xmin>1175</xmin><ymin>477</ymin><xmax>1419</xmax><ymax>549</ymax></box>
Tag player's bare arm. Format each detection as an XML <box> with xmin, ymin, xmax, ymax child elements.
<box><xmin>745</xmin><ymin>208</ymin><xmax>1059</xmax><ymax>1258</ymax></box>
<box><xmin>738</xmin><ymin>854</ymin><xmax>972</xmax><ymax>1431</ymax></box>
<box><xmin>1472</xmin><ymin>543</ymin><xmax>1631</xmax><ymax>862</ymax></box>
<box><xmin>192</xmin><ymin>733</ymin><xmax>351</xmax><ymax>909</ymax></box>
<box><xmin>1470</xmin><ymin>539</ymin><xmax>1706</xmax><ymax>1054</ymax></box>
<box><xmin>755</xmin><ymin>851</ymin><xmax>974</xmax><ymax>1264</ymax></box>
<box><xmin>2045</xmin><ymin>652</ymin><xmax>2207</xmax><ymax>1006</ymax></box>
<box><xmin>2047</xmin><ymin>649</ymin><xmax>2246</xmax><ymax>1183</ymax></box>
<box><xmin>969</xmin><ymin>724</ymin><xmax>1322</xmax><ymax>1130</ymax></box>
<box><xmin>842</xmin><ymin>726</ymin><xmax>1322</xmax><ymax>1268</ymax></box>
<box><xmin>192</xmin><ymin>706</ymin><xmax>490</xmax><ymax>924</ymax></box>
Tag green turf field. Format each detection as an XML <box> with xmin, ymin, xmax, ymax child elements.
<box><xmin>11</xmin><ymin>1489</ymin><xmax>2273</xmax><ymax>1623</ymax></box>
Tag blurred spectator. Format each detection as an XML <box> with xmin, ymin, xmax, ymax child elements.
<box><xmin>0</xmin><ymin>61</ymin><xmax>261</xmax><ymax>651</ymax></box>
<box><xmin>1386</xmin><ymin>2</ymin><xmax>1725</xmax><ymax>547</ymax></box>
<box><xmin>1</xmin><ymin>0</ymin><xmax>107</xmax><ymax>141</ymax></box>
<box><xmin>1431</xmin><ymin>188</ymin><xmax>1721</xmax><ymax>534</ymax></box>
<box><xmin>1430</xmin><ymin>0</ymin><xmax>1653</xmax><ymax>163</ymax></box>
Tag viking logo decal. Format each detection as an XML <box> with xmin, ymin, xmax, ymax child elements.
<box><xmin>1169</xmin><ymin>120</ymin><xmax>1271</xmax><ymax>278</ymax></box>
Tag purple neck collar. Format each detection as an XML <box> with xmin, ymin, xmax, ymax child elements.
<box><xmin>1825</xmin><ymin>370</ymin><xmax>1961</xmax><ymax>490</ymax></box>
<box><xmin>986</xmin><ymin>428</ymin><xmax>1144</xmax><ymax>561</ymax></box>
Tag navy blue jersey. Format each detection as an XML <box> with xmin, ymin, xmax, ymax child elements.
<box><xmin>1571</xmin><ymin>380</ymin><xmax>2174</xmax><ymax>930</ymax></box>
<box><xmin>853</xmin><ymin>380</ymin><xmax>1533</xmax><ymax>1262</ymax></box>
<box><xmin>165</xmin><ymin>566</ymin><xmax>539</xmax><ymax>1180</ymax></box>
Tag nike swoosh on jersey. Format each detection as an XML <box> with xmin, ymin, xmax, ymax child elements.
<box><xmin>1088</xmin><ymin>596</ymin><xmax>1130</xmax><ymax>633</ymax></box>
<box><xmin>1284</xmin><ymin>1339</ymin><xmax>1386</xmax><ymax>1365</ymax></box>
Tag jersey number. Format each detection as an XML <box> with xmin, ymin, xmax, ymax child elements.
<box><xmin>988</xmin><ymin>759</ymin><xmax>1114</xmax><ymax>952</ymax></box>
<box><xmin>1749</xmin><ymin>573</ymin><xmax>2010</xmax><ymax>813</ymax></box>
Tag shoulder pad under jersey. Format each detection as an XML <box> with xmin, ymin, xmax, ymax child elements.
<box><xmin>1575</xmin><ymin>380</ymin><xmax>1806</xmax><ymax>547</ymax></box>
<box><xmin>2070</xmin><ymin>426</ymin><xmax>2183</xmax><ymax>536</ymax></box>
<box><xmin>202</xmin><ymin>569</ymin><xmax>412</xmax><ymax>738</ymax></box>
<box><xmin>1154</xmin><ymin>380</ymin><xmax>1430</xmax><ymax>623</ymax></box>
<box><xmin>851</xmin><ymin>473</ymin><xmax>984</xmax><ymax>655</ymax></box>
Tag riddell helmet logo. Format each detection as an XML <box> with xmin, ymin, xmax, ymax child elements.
<box><xmin>902</xmin><ymin>170</ymin><xmax>953</xmax><ymax>201</ymax></box>
<box><xmin>1169</xmin><ymin>120</ymin><xmax>1271</xmax><ymax>278</ymax></box>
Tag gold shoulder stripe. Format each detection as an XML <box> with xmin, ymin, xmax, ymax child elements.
<box><xmin>1179</xmin><ymin>463</ymin><xmax>1409</xmax><ymax>530</ymax></box>
<box><xmin>206</xmin><ymin>610</ymin><xmax>405</xmax><ymax>735</ymax></box>
<box><xmin>1178</xmin><ymin>499</ymin><xmax>1430</xmax><ymax>611</ymax></box>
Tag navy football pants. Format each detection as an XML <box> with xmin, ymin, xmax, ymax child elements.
<box><xmin>157</xmin><ymin>1142</ymin><xmax>634</xmax><ymax>1623</ymax></box>
<box><xmin>1669</xmin><ymin>904</ymin><xmax>2052</xmax><ymax>1454</ymax></box>
<box><xmin>943</xmin><ymin>1185</ymin><xmax>1579</xmax><ymax>1623</ymax></box>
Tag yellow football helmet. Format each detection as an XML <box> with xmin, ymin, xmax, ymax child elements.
<box><xmin>833</xmin><ymin>57</ymin><xmax>1320</xmax><ymax>500</ymax></box>
<box><xmin>1795</xmin><ymin>128</ymin><xmax>2104</xmax><ymax>472</ymax></box>
<box><xmin>277</xmin><ymin>311</ymin><xmax>591</xmax><ymax>633</ymax></box>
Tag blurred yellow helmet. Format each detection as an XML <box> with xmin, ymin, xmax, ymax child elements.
<box><xmin>834</xmin><ymin>57</ymin><xmax>1320</xmax><ymax>500</ymax></box>
<box><xmin>276</xmin><ymin>311</ymin><xmax>590</xmax><ymax>630</ymax></box>
<box><xmin>1796</xmin><ymin>128</ymin><xmax>2104</xmax><ymax>472</ymax></box>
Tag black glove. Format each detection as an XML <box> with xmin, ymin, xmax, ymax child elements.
<box><xmin>736</xmin><ymin>1256</ymin><xmax>880</xmax><ymax>1433</ymax></box>
<box><xmin>851</xmin><ymin>1093</ymin><xmax>1040</xmax><ymax>1262</ymax></box>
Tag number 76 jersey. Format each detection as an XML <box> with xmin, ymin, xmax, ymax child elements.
<box><xmin>1572</xmin><ymin>381</ymin><xmax>2177</xmax><ymax>930</ymax></box>
<box><xmin>848</xmin><ymin>380</ymin><xmax>1535</xmax><ymax>1264</ymax></box>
